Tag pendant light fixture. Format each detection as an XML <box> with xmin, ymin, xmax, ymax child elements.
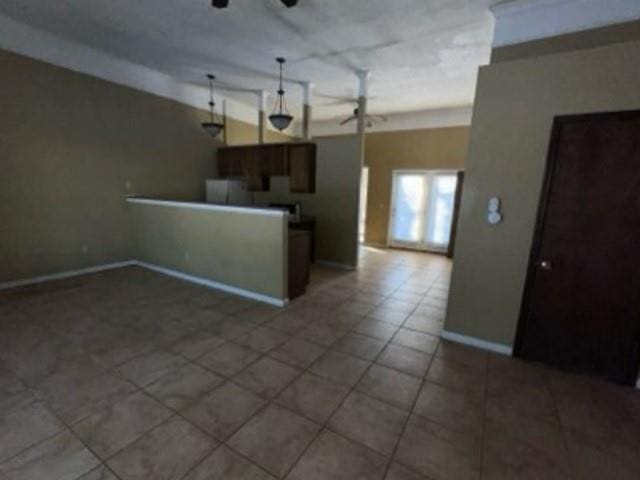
<box><xmin>202</xmin><ymin>74</ymin><xmax>224</xmax><ymax>138</ymax></box>
<box><xmin>269</xmin><ymin>57</ymin><xmax>294</xmax><ymax>131</ymax></box>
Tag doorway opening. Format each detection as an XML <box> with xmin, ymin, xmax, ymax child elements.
<box><xmin>388</xmin><ymin>170</ymin><xmax>458</xmax><ymax>253</ymax></box>
<box><xmin>359</xmin><ymin>166</ymin><xmax>369</xmax><ymax>244</ymax></box>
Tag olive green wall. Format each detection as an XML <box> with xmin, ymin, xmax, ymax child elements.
<box><xmin>0</xmin><ymin>48</ymin><xmax>290</xmax><ymax>284</ymax></box>
<box><xmin>363</xmin><ymin>127</ymin><xmax>469</xmax><ymax>246</ymax></box>
<box><xmin>0</xmin><ymin>49</ymin><xmax>217</xmax><ymax>283</ymax></box>
<box><xmin>446</xmin><ymin>39</ymin><xmax>640</xmax><ymax>347</ymax></box>
<box><xmin>224</xmin><ymin>117</ymin><xmax>292</xmax><ymax>146</ymax></box>
<box><xmin>130</xmin><ymin>202</ymin><xmax>287</xmax><ymax>299</ymax></box>
<box><xmin>254</xmin><ymin>135</ymin><xmax>363</xmax><ymax>267</ymax></box>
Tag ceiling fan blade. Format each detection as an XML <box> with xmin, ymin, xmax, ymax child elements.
<box><xmin>315</xmin><ymin>92</ymin><xmax>356</xmax><ymax>103</ymax></box>
<box><xmin>339</xmin><ymin>116</ymin><xmax>356</xmax><ymax>125</ymax></box>
<box><xmin>367</xmin><ymin>114</ymin><xmax>388</xmax><ymax>123</ymax></box>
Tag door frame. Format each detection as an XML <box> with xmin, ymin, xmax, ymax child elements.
<box><xmin>387</xmin><ymin>169</ymin><xmax>459</xmax><ymax>253</ymax></box>
<box><xmin>514</xmin><ymin>110</ymin><xmax>640</xmax><ymax>384</ymax></box>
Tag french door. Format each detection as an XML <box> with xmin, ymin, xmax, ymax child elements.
<box><xmin>389</xmin><ymin>170</ymin><xmax>458</xmax><ymax>252</ymax></box>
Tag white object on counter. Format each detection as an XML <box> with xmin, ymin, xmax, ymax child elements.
<box><xmin>206</xmin><ymin>179</ymin><xmax>253</xmax><ymax>206</ymax></box>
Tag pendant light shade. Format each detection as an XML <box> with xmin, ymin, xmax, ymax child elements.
<box><xmin>268</xmin><ymin>113</ymin><xmax>293</xmax><ymax>131</ymax></box>
<box><xmin>202</xmin><ymin>122</ymin><xmax>224</xmax><ymax>138</ymax></box>
<box><xmin>202</xmin><ymin>74</ymin><xmax>224</xmax><ymax>139</ymax></box>
<box><xmin>269</xmin><ymin>57</ymin><xmax>293</xmax><ymax>131</ymax></box>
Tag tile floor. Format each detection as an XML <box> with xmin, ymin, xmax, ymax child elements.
<box><xmin>1</xmin><ymin>247</ymin><xmax>640</xmax><ymax>479</ymax></box>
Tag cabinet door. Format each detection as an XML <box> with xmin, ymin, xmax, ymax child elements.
<box><xmin>217</xmin><ymin>148</ymin><xmax>244</xmax><ymax>177</ymax></box>
<box><xmin>288</xmin><ymin>143</ymin><xmax>316</xmax><ymax>193</ymax></box>
<box><xmin>217</xmin><ymin>148</ymin><xmax>233</xmax><ymax>178</ymax></box>
<box><xmin>243</xmin><ymin>147</ymin><xmax>270</xmax><ymax>192</ymax></box>
<box><xmin>264</xmin><ymin>145</ymin><xmax>288</xmax><ymax>176</ymax></box>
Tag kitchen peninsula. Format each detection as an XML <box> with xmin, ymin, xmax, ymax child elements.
<box><xmin>127</xmin><ymin>197</ymin><xmax>310</xmax><ymax>305</ymax></box>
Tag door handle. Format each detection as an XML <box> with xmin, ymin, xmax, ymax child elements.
<box><xmin>538</xmin><ymin>260</ymin><xmax>552</xmax><ymax>270</ymax></box>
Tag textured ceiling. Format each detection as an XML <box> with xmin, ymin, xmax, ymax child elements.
<box><xmin>0</xmin><ymin>0</ymin><xmax>497</xmax><ymax>121</ymax></box>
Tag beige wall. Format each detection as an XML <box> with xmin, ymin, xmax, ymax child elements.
<box><xmin>254</xmin><ymin>135</ymin><xmax>363</xmax><ymax>267</ymax></box>
<box><xmin>492</xmin><ymin>19</ymin><xmax>640</xmax><ymax>63</ymax></box>
<box><xmin>363</xmin><ymin>127</ymin><xmax>469</xmax><ymax>245</ymax></box>
<box><xmin>130</xmin><ymin>201</ymin><xmax>287</xmax><ymax>299</ymax></box>
<box><xmin>0</xmin><ymin>48</ymin><xmax>291</xmax><ymax>284</ymax></box>
<box><xmin>0</xmin><ymin>49</ymin><xmax>218</xmax><ymax>283</ymax></box>
<box><xmin>224</xmin><ymin>117</ymin><xmax>292</xmax><ymax>146</ymax></box>
<box><xmin>446</xmin><ymin>39</ymin><xmax>640</xmax><ymax>347</ymax></box>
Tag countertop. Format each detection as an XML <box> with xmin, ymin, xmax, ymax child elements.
<box><xmin>126</xmin><ymin>197</ymin><xmax>287</xmax><ymax>217</ymax></box>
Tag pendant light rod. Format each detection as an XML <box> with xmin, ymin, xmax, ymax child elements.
<box><xmin>202</xmin><ymin>73</ymin><xmax>224</xmax><ymax>139</ymax></box>
<box><xmin>207</xmin><ymin>73</ymin><xmax>216</xmax><ymax>123</ymax></box>
<box><xmin>276</xmin><ymin>57</ymin><xmax>285</xmax><ymax>114</ymax></box>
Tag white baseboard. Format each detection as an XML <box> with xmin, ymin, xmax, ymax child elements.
<box><xmin>0</xmin><ymin>261</ymin><xmax>137</xmax><ymax>290</ymax></box>
<box><xmin>135</xmin><ymin>261</ymin><xmax>287</xmax><ymax>307</ymax></box>
<box><xmin>315</xmin><ymin>260</ymin><xmax>356</xmax><ymax>271</ymax></box>
<box><xmin>0</xmin><ymin>260</ymin><xmax>287</xmax><ymax>308</ymax></box>
<box><xmin>361</xmin><ymin>242</ymin><xmax>387</xmax><ymax>249</ymax></box>
<box><xmin>441</xmin><ymin>330</ymin><xmax>513</xmax><ymax>356</ymax></box>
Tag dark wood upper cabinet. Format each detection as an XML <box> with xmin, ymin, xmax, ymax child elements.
<box><xmin>242</xmin><ymin>147</ymin><xmax>270</xmax><ymax>192</ymax></box>
<box><xmin>264</xmin><ymin>145</ymin><xmax>289</xmax><ymax>176</ymax></box>
<box><xmin>217</xmin><ymin>147</ymin><xmax>244</xmax><ymax>178</ymax></box>
<box><xmin>216</xmin><ymin>142</ymin><xmax>316</xmax><ymax>193</ymax></box>
<box><xmin>288</xmin><ymin>143</ymin><xmax>316</xmax><ymax>193</ymax></box>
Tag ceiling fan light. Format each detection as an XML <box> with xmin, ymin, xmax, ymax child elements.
<box><xmin>269</xmin><ymin>113</ymin><xmax>293</xmax><ymax>131</ymax></box>
<box><xmin>202</xmin><ymin>121</ymin><xmax>224</xmax><ymax>138</ymax></box>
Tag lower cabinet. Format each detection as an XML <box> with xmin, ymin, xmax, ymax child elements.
<box><xmin>288</xmin><ymin>230</ymin><xmax>311</xmax><ymax>300</ymax></box>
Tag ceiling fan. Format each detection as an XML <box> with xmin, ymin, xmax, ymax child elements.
<box><xmin>212</xmin><ymin>0</ymin><xmax>298</xmax><ymax>7</ymax></box>
<box><xmin>340</xmin><ymin>108</ymin><xmax>388</xmax><ymax>128</ymax></box>
<box><xmin>314</xmin><ymin>93</ymin><xmax>387</xmax><ymax>128</ymax></box>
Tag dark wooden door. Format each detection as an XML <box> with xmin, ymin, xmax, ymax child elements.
<box><xmin>517</xmin><ymin>110</ymin><xmax>640</xmax><ymax>385</ymax></box>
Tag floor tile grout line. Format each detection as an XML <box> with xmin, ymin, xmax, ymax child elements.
<box><xmin>279</xmin><ymin>273</ymin><xmax>444</xmax><ymax>479</ymax></box>
<box><xmin>278</xmin><ymin>321</ymin><xmax>402</xmax><ymax>478</ymax></box>
<box><xmin>377</xmin><ymin>275</ymin><xmax>443</xmax><ymax>479</ymax></box>
<box><xmin>156</xmin><ymin>317</ymin><xmax>340</xmax><ymax>478</ymax></box>
<box><xmin>23</xmin><ymin>390</ymin><xmax>127</xmax><ymax>480</ymax></box>
<box><xmin>141</xmin><ymin>389</ymin><xmax>275</xmax><ymax>480</ymax></box>
<box><xmin>20</xmin><ymin>345</ymin><xmax>224</xmax><ymax>472</ymax></box>
<box><xmin>1</xmin><ymin>253</ymin><xmax>451</xmax><ymax>479</ymax></box>
<box><xmin>477</xmin><ymin>344</ymin><xmax>491</xmax><ymax>480</ymax></box>
<box><xmin>544</xmin><ymin>372</ymin><xmax>580</xmax><ymax>480</ymax></box>
<box><xmin>206</xmin><ymin>281</ymin><xmax>430</xmax><ymax>478</ymax></box>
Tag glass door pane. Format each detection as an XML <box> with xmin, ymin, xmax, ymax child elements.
<box><xmin>424</xmin><ymin>173</ymin><xmax>458</xmax><ymax>251</ymax></box>
<box><xmin>390</xmin><ymin>173</ymin><xmax>426</xmax><ymax>247</ymax></box>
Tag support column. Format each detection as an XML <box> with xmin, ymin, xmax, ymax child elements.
<box><xmin>354</xmin><ymin>69</ymin><xmax>369</xmax><ymax>267</ymax></box>
<box><xmin>356</xmin><ymin>70</ymin><xmax>369</xmax><ymax>137</ymax></box>
<box><xmin>301</xmin><ymin>81</ymin><xmax>313</xmax><ymax>141</ymax></box>
<box><xmin>257</xmin><ymin>90</ymin><xmax>267</xmax><ymax>144</ymax></box>
<box><xmin>222</xmin><ymin>99</ymin><xmax>228</xmax><ymax>146</ymax></box>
